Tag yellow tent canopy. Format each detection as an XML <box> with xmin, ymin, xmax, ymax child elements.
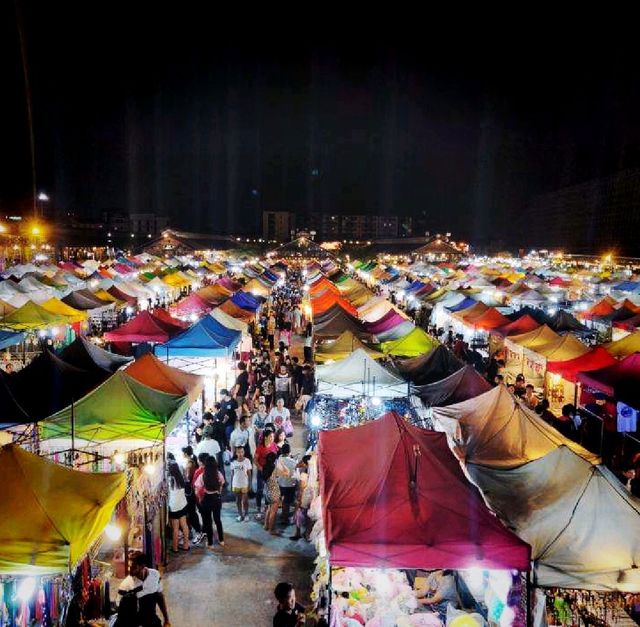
<box><xmin>315</xmin><ymin>330</ymin><xmax>384</xmax><ymax>363</ymax></box>
<box><xmin>605</xmin><ymin>331</ymin><xmax>640</xmax><ymax>358</ymax></box>
<box><xmin>0</xmin><ymin>300</ymin><xmax>69</xmax><ymax>331</ymax></box>
<box><xmin>0</xmin><ymin>444</ymin><xmax>125</xmax><ymax>574</ymax></box>
<box><xmin>41</xmin><ymin>297</ymin><xmax>88</xmax><ymax>324</ymax></box>
<box><xmin>93</xmin><ymin>288</ymin><xmax>125</xmax><ymax>306</ymax></box>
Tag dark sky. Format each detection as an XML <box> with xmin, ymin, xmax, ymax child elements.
<box><xmin>2</xmin><ymin>6</ymin><xmax>640</xmax><ymax>246</ymax></box>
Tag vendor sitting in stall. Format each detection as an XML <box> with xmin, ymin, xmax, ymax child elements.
<box><xmin>414</xmin><ymin>569</ymin><xmax>458</xmax><ymax>618</ymax></box>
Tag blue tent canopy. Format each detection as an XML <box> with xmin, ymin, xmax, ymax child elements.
<box><xmin>614</xmin><ymin>281</ymin><xmax>640</xmax><ymax>293</ymax></box>
<box><xmin>446</xmin><ymin>297</ymin><xmax>477</xmax><ymax>313</ymax></box>
<box><xmin>200</xmin><ymin>316</ymin><xmax>242</xmax><ymax>346</ymax></box>
<box><xmin>0</xmin><ymin>330</ymin><xmax>25</xmax><ymax>350</ymax></box>
<box><xmin>231</xmin><ymin>291</ymin><xmax>261</xmax><ymax>311</ymax></box>
<box><xmin>154</xmin><ymin>320</ymin><xmax>236</xmax><ymax>357</ymax></box>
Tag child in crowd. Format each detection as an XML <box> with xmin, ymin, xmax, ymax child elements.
<box><xmin>230</xmin><ymin>445</ymin><xmax>252</xmax><ymax>521</ymax></box>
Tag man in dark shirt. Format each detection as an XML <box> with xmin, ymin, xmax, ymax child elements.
<box><xmin>233</xmin><ymin>361</ymin><xmax>250</xmax><ymax>416</ymax></box>
<box><xmin>273</xmin><ymin>582</ymin><xmax>305</xmax><ymax>626</ymax></box>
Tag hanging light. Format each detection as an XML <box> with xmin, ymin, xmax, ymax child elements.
<box><xmin>17</xmin><ymin>577</ymin><xmax>37</xmax><ymax>602</ymax></box>
<box><xmin>104</xmin><ymin>523</ymin><xmax>122</xmax><ymax>542</ymax></box>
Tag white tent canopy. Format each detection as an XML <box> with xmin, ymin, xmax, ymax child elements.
<box><xmin>467</xmin><ymin>446</ymin><xmax>640</xmax><ymax>591</ymax></box>
<box><xmin>210</xmin><ymin>307</ymin><xmax>249</xmax><ymax>334</ymax></box>
<box><xmin>315</xmin><ymin>348</ymin><xmax>408</xmax><ymax>398</ymax></box>
<box><xmin>431</xmin><ymin>385</ymin><xmax>599</xmax><ymax>467</ymax></box>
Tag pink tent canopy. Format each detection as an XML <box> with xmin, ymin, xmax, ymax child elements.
<box><xmin>319</xmin><ymin>412</ymin><xmax>531</xmax><ymax>570</ymax></box>
<box><xmin>104</xmin><ymin>310</ymin><xmax>182</xmax><ymax>344</ymax></box>
<box><xmin>365</xmin><ymin>309</ymin><xmax>407</xmax><ymax>334</ymax></box>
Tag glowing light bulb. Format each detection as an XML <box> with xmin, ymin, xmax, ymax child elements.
<box><xmin>104</xmin><ymin>523</ymin><xmax>122</xmax><ymax>541</ymax></box>
<box><xmin>310</xmin><ymin>414</ymin><xmax>322</xmax><ymax>427</ymax></box>
<box><xmin>370</xmin><ymin>396</ymin><xmax>382</xmax><ymax>407</ymax></box>
<box><xmin>113</xmin><ymin>452</ymin><xmax>125</xmax><ymax>465</ymax></box>
<box><xmin>17</xmin><ymin>577</ymin><xmax>36</xmax><ymax>602</ymax></box>
<box><xmin>144</xmin><ymin>463</ymin><xmax>156</xmax><ymax>476</ymax></box>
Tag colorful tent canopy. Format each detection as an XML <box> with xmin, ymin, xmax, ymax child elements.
<box><xmin>104</xmin><ymin>310</ymin><xmax>182</xmax><ymax>344</ymax></box>
<box><xmin>1</xmin><ymin>350</ymin><xmax>108</xmax><ymax>425</ymax></box>
<box><xmin>414</xmin><ymin>365</ymin><xmax>492</xmax><ymax>407</ymax></box>
<box><xmin>125</xmin><ymin>353</ymin><xmax>204</xmax><ymax>402</ymax></box>
<box><xmin>61</xmin><ymin>289</ymin><xmax>113</xmax><ymax>311</ymax></box>
<box><xmin>463</xmin><ymin>307</ymin><xmax>510</xmax><ymax>330</ymax></box>
<box><xmin>155</xmin><ymin>319</ymin><xmax>236</xmax><ymax>357</ymax></box>
<box><xmin>548</xmin><ymin>309</ymin><xmax>589</xmax><ymax>334</ymax></box>
<box><xmin>315</xmin><ymin>348</ymin><xmax>407</xmax><ymax>398</ymax></box>
<box><xmin>605</xmin><ymin>332</ymin><xmax>640</xmax><ymax>358</ymax></box>
<box><xmin>59</xmin><ymin>336</ymin><xmax>132</xmax><ymax>373</ymax></box>
<box><xmin>218</xmin><ymin>299</ymin><xmax>256</xmax><ymax>322</ymax></box>
<box><xmin>397</xmin><ymin>345</ymin><xmax>465</xmax><ymax>385</ymax></box>
<box><xmin>313</xmin><ymin>308</ymin><xmax>367</xmax><ymax>339</ymax></box>
<box><xmin>432</xmin><ymin>385</ymin><xmax>599</xmax><ymax>467</ymax></box>
<box><xmin>210</xmin><ymin>307</ymin><xmax>248</xmax><ymax>334</ymax></box>
<box><xmin>0</xmin><ymin>444</ymin><xmax>125</xmax><ymax>574</ymax></box>
<box><xmin>174</xmin><ymin>293</ymin><xmax>212</xmax><ymax>317</ymax></box>
<box><xmin>230</xmin><ymin>291</ymin><xmax>262</xmax><ymax>311</ymax></box>
<box><xmin>319</xmin><ymin>412</ymin><xmax>531</xmax><ymax>570</ymax></box>
<box><xmin>0</xmin><ymin>300</ymin><xmax>68</xmax><ymax>331</ymax></box>
<box><xmin>107</xmin><ymin>285</ymin><xmax>137</xmax><ymax>306</ymax></box>
<box><xmin>315</xmin><ymin>330</ymin><xmax>383</xmax><ymax>363</ymax></box>
<box><xmin>547</xmin><ymin>347</ymin><xmax>617</xmax><ymax>383</ymax></box>
<box><xmin>491</xmin><ymin>314</ymin><xmax>541</xmax><ymax>339</ymax></box>
<box><xmin>41</xmin><ymin>297</ymin><xmax>88</xmax><ymax>324</ymax></box>
<box><xmin>577</xmin><ymin>353</ymin><xmax>640</xmax><ymax>407</ymax></box>
<box><xmin>0</xmin><ymin>330</ymin><xmax>24</xmax><ymax>350</ymax></box>
<box><xmin>380</xmin><ymin>327</ymin><xmax>438</xmax><ymax>357</ymax></box>
<box><xmin>364</xmin><ymin>309</ymin><xmax>408</xmax><ymax>335</ymax></box>
<box><xmin>467</xmin><ymin>446</ymin><xmax>640</xmax><ymax>591</ymax></box>
<box><xmin>42</xmin><ymin>371</ymin><xmax>191</xmax><ymax>441</ymax></box>
<box><xmin>150</xmin><ymin>307</ymin><xmax>190</xmax><ymax>329</ymax></box>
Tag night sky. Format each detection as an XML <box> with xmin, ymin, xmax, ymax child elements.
<box><xmin>2</xmin><ymin>7</ymin><xmax>640</xmax><ymax>248</ymax></box>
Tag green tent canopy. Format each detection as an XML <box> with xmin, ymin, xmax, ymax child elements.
<box><xmin>381</xmin><ymin>326</ymin><xmax>439</xmax><ymax>358</ymax></box>
<box><xmin>41</xmin><ymin>371</ymin><xmax>190</xmax><ymax>442</ymax></box>
<box><xmin>0</xmin><ymin>300</ymin><xmax>69</xmax><ymax>331</ymax></box>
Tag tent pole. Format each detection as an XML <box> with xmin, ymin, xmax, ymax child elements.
<box><xmin>162</xmin><ymin>421</ymin><xmax>168</xmax><ymax>568</ymax></box>
<box><xmin>70</xmin><ymin>397</ymin><xmax>76</xmax><ymax>466</ymax></box>
<box><xmin>526</xmin><ymin>570</ymin><xmax>532</xmax><ymax>627</ymax></box>
<box><xmin>327</xmin><ymin>563</ymin><xmax>333</xmax><ymax>624</ymax></box>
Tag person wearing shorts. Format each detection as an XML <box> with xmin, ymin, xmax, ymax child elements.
<box><xmin>230</xmin><ymin>445</ymin><xmax>252</xmax><ymax>521</ymax></box>
<box><xmin>277</xmin><ymin>443</ymin><xmax>298</xmax><ymax>526</ymax></box>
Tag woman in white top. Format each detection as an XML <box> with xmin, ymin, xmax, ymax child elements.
<box><xmin>168</xmin><ymin>462</ymin><xmax>190</xmax><ymax>552</ymax></box>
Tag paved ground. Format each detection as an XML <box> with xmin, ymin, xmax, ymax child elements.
<box><xmin>164</xmin><ymin>408</ymin><xmax>315</xmax><ymax>626</ymax></box>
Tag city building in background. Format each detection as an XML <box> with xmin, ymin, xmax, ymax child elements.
<box><xmin>262</xmin><ymin>211</ymin><xmax>296</xmax><ymax>242</ymax></box>
<box><xmin>263</xmin><ymin>210</ymin><xmax>413</xmax><ymax>243</ymax></box>
<box><xmin>525</xmin><ymin>168</ymin><xmax>640</xmax><ymax>255</ymax></box>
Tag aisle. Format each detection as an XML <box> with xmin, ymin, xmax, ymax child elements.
<box><xmin>163</xmin><ymin>412</ymin><xmax>314</xmax><ymax>625</ymax></box>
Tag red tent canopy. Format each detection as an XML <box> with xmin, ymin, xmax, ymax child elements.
<box><xmin>577</xmin><ymin>353</ymin><xmax>640</xmax><ymax>407</ymax></box>
<box><xmin>465</xmin><ymin>307</ymin><xmax>511</xmax><ymax>330</ymax></box>
<box><xmin>107</xmin><ymin>285</ymin><xmax>137</xmax><ymax>306</ymax></box>
<box><xmin>125</xmin><ymin>353</ymin><xmax>203</xmax><ymax>399</ymax></box>
<box><xmin>174</xmin><ymin>293</ymin><xmax>212</xmax><ymax>317</ymax></box>
<box><xmin>319</xmin><ymin>412</ymin><xmax>531</xmax><ymax>570</ymax></box>
<box><xmin>547</xmin><ymin>346</ymin><xmax>617</xmax><ymax>383</ymax></box>
<box><xmin>103</xmin><ymin>310</ymin><xmax>181</xmax><ymax>343</ymax></box>
<box><xmin>492</xmin><ymin>314</ymin><xmax>540</xmax><ymax>338</ymax></box>
<box><xmin>581</xmin><ymin>298</ymin><xmax>616</xmax><ymax>321</ymax></box>
<box><xmin>151</xmin><ymin>307</ymin><xmax>189</xmax><ymax>329</ymax></box>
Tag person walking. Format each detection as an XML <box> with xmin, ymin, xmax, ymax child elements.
<box><xmin>167</xmin><ymin>462</ymin><xmax>190</xmax><ymax>553</ymax></box>
<box><xmin>195</xmin><ymin>456</ymin><xmax>225</xmax><ymax>548</ymax></box>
